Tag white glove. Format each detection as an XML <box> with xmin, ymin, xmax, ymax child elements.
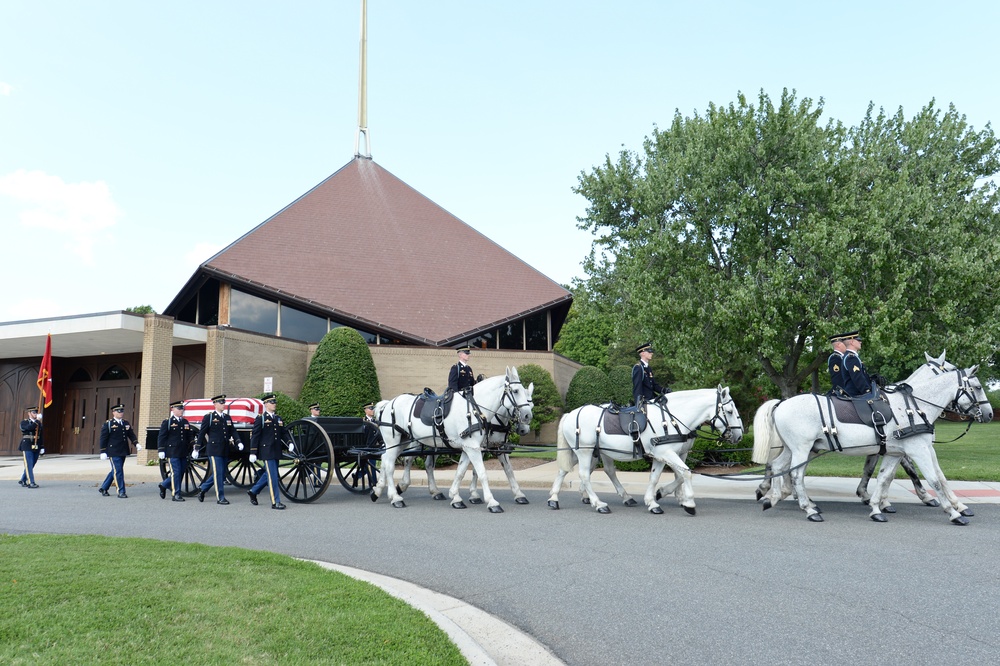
<box><xmin>191</xmin><ymin>449</ymin><xmax>199</xmax><ymax>459</ymax></box>
<box><xmin>40</xmin><ymin>449</ymin><xmax>45</xmax><ymax>455</ymax></box>
<box><xmin>158</xmin><ymin>451</ymin><xmax>166</xmax><ymax>460</ymax></box>
<box><xmin>136</xmin><ymin>443</ymin><xmax>143</xmax><ymax>450</ymax></box>
<box><xmin>287</xmin><ymin>442</ymin><xmax>294</xmax><ymax>453</ymax></box>
<box><xmin>249</xmin><ymin>454</ymin><xmax>257</xmax><ymax>463</ymax></box>
<box><xmin>100</xmin><ymin>453</ymin><xmax>108</xmax><ymax>460</ymax></box>
<box><xmin>237</xmin><ymin>442</ymin><xmax>244</xmax><ymax>451</ymax></box>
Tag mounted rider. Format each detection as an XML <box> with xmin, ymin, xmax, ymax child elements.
<box><xmin>632</xmin><ymin>342</ymin><xmax>670</xmax><ymax>407</ymax></box>
<box><xmin>827</xmin><ymin>331</ymin><xmax>851</xmax><ymax>395</ymax></box>
<box><xmin>448</xmin><ymin>346</ymin><xmax>478</xmax><ymax>395</ymax></box>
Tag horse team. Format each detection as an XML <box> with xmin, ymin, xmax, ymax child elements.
<box><xmin>368</xmin><ymin>355</ymin><xmax>992</xmax><ymax>525</ymax></box>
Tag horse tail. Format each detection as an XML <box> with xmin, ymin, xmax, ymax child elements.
<box><xmin>751</xmin><ymin>399</ymin><xmax>782</xmax><ymax>464</ymax></box>
<box><xmin>556</xmin><ymin>413</ymin><xmax>577</xmax><ymax>473</ymax></box>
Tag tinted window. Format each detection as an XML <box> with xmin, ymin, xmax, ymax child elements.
<box><xmin>230</xmin><ymin>289</ymin><xmax>278</xmax><ymax>335</ymax></box>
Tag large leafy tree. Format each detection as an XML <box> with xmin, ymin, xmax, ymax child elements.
<box><xmin>575</xmin><ymin>89</ymin><xmax>1000</xmax><ymax>398</ymax></box>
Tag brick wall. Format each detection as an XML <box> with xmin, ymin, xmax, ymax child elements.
<box><xmin>204</xmin><ymin>327</ymin><xmax>310</xmax><ymax>400</ymax></box>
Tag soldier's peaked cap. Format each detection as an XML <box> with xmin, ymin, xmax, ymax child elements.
<box><xmin>169</xmin><ymin>400</ymin><xmax>185</xmax><ymax>409</ymax></box>
<box><xmin>635</xmin><ymin>342</ymin><xmax>654</xmax><ymax>354</ymax></box>
<box><xmin>211</xmin><ymin>394</ymin><xmax>227</xmax><ymax>403</ymax></box>
<box><xmin>262</xmin><ymin>393</ymin><xmax>277</xmax><ymax>403</ymax></box>
<box><xmin>111</xmin><ymin>404</ymin><xmax>125</xmax><ymax>411</ymax></box>
<box><xmin>828</xmin><ymin>330</ymin><xmax>860</xmax><ymax>343</ymax></box>
<box><xmin>308</xmin><ymin>403</ymin><xmax>320</xmax><ymax>410</ymax></box>
<box><xmin>456</xmin><ymin>346</ymin><xmax>472</xmax><ymax>353</ymax></box>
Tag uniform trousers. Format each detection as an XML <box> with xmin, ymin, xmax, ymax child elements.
<box><xmin>159</xmin><ymin>457</ymin><xmax>187</xmax><ymax>497</ymax></box>
<box><xmin>198</xmin><ymin>456</ymin><xmax>228</xmax><ymax>500</ymax></box>
<box><xmin>100</xmin><ymin>456</ymin><xmax>127</xmax><ymax>496</ymax></box>
<box><xmin>20</xmin><ymin>449</ymin><xmax>39</xmax><ymax>485</ymax></box>
<box><xmin>249</xmin><ymin>459</ymin><xmax>282</xmax><ymax>505</ymax></box>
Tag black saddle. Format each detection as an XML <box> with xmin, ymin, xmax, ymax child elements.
<box><xmin>413</xmin><ymin>388</ymin><xmax>455</xmax><ymax>427</ymax></box>
<box><xmin>828</xmin><ymin>389</ymin><xmax>893</xmax><ymax>430</ymax></box>
<box><xmin>603</xmin><ymin>404</ymin><xmax>648</xmax><ymax>441</ymax></box>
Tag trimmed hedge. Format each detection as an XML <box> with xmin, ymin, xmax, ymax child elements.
<box><xmin>254</xmin><ymin>391</ymin><xmax>306</xmax><ymax>421</ymax></box>
<box><xmin>515</xmin><ymin>364</ymin><xmax>563</xmax><ymax>437</ymax></box>
<box><xmin>565</xmin><ymin>365</ymin><xmax>611</xmax><ymax>410</ymax></box>
<box><xmin>299</xmin><ymin>327</ymin><xmax>381</xmax><ymax>417</ymax></box>
<box><xmin>607</xmin><ymin>365</ymin><xmax>634</xmax><ymax>406</ymax></box>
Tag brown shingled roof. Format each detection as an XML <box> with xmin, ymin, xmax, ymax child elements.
<box><xmin>188</xmin><ymin>158</ymin><xmax>571</xmax><ymax>345</ymax></box>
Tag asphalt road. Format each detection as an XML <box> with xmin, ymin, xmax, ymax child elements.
<box><xmin>3</xmin><ymin>479</ymin><xmax>998</xmax><ymax>665</ymax></box>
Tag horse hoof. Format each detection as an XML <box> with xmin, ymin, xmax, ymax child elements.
<box><xmin>951</xmin><ymin>515</ymin><xmax>971</xmax><ymax>526</ymax></box>
<box><xmin>596</xmin><ymin>506</ymin><xmax>611</xmax><ymax>514</ymax></box>
<box><xmin>762</xmin><ymin>499</ymin><xmax>772</xmax><ymax>511</ymax></box>
<box><xmin>925</xmin><ymin>499</ymin><xmax>941</xmax><ymax>508</ymax></box>
<box><xmin>391</xmin><ymin>500</ymin><xmax>406</xmax><ymax>509</ymax></box>
<box><xmin>547</xmin><ymin>500</ymin><xmax>560</xmax><ymax>510</ymax></box>
<box><xmin>650</xmin><ymin>506</ymin><xmax>664</xmax><ymax>515</ymax></box>
<box><xmin>370</xmin><ymin>491</ymin><xmax>378</xmax><ymax>503</ymax></box>
<box><xmin>883</xmin><ymin>504</ymin><xmax>896</xmax><ymax>514</ymax></box>
<box><xmin>431</xmin><ymin>493</ymin><xmax>446</xmax><ymax>501</ymax></box>
<box><xmin>683</xmin><ymin>506</ymin><xmax>696</xmax><ymax>516</ymax></box>
<box><xmin>870</xmin><ymin>513</ymin><xmax>888</xmax><ymax>523</ymax></box>
<box><xmin>860</xmin><ymin>498</ymin><xmax>870</xmax><ymax>506</ymax></box>
<box><xmin>582</xmin><ymin>497</ymin><xmax>591</xmax><ymax>505</ymax></box>
<box><xmin>807</xmin><ymin>513</ymin><xmax>824</xmax><ymax>522</ymax></box>
<box><xmin>451</xmin><ymin>501</ymin><xmax>467</xmax><ymax>510</ymax></box>
<box><xmin>468</xmin><ymin>497</ymin><xmax>484</xmax><ymax>505</ymax></box>
<box><xmin>515</xmin><ymin>497</ymin><xmax>529</xmax><ymax>505</ymax></box>
<box><xmin>960</xmin><ymin>508</ymin><xmax>974</xmax><ymax>517</ymax></box>
<box><xmin>624</xmin><ymin>498</ymin><xmax>638</xmax><ymax>507</ymax></box>
<box><xmin>488</xmin><ymin>505</ymin><xmax>504</xmax><ymax>514</ymax></box>
<box><xmin>755</xmin><ymin>489</ymin><xmax>763</xmax><ymax>501</ymax></box>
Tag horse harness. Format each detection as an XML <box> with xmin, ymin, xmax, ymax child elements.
<box><xmin>813</xmin><ymin>368</ymin><xmax>985</xmax><ymax>454</ymax></box>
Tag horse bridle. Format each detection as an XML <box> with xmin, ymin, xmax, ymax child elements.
<box><xmin>708</xmin><ymin>388</ymin><xmax>743</xmax><ymax>441</ymax></box>
<box><xmin>911</xmin><ymin>367</ymin><xmax>990</xmax><ymax>421</ymax></box>
<box><xmin>485</xmin><ymin>379</ymin><xmax>533</xmax><ymax>432</ymax></box>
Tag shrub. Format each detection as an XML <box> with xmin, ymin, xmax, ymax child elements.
<box><xmin>299</xmin><ymin>327</ymin><xmax>381</xmax><ymax>416</ymax></box>
<box><xmin>565</xmin><ymin>366</ymin><xmax>611</xmax><ymax>410</ymax></box>
<box><xmin>607</xmin><ymin>365</ymin><xmax>634</xmax><ymax>406</ymax></box>
<box><xmin>515</xmin><ymin>364</ymin><xmax>563</xmax><ymax>437</ymax></box>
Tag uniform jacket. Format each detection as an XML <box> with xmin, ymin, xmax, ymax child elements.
<box><xmin>250</xmin><ymin>412</ymin><xmax>290</xmax><ymax>460</ymax></box>
<box><xmin>99</xmin><ymin>418</ymin><xmax>138</xmax><ymax>457</ymax></box>
<box><xmin>19</xmin><ymin>418</ymin><xmax>43</xmax><ymax>452</ymax></box>
<box><xmin>632</xmin><ymin>362</ymin><xmax>665</xmax><ymax>405</ymax></box>
<box><xmin>198</xmin><ymin>410</ymin><xmax>236</xmax><ymax>457</ymax></box>
<box><xmin>448</xmin><ymin>362</ymin><xmax>476</xmax><ymax>392</ymax></box>
<box><xmin>828</xmin><ymin>352</ymin><xmax>847</xmax><ymax>394</ymax></box>
<box><xmin>157</xmin><ymin>415</ymin><xmax>194</xmax><ymax>459</ymax></box>
<box><xmin>842</xmin><ymin>350</ymin><xmax>874</xmax><ymax>397</ymax></box>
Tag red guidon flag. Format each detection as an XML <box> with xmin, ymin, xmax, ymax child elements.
<box><xmin>37</xmin><ymin>333</ymin><xmax>53</xmax><ymax>408</ymax></box>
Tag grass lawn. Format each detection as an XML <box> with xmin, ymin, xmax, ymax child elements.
<box><xmin>0</xmin><ymin>534</ymin><xmax>466</xmax><ymax>666</ymax></box>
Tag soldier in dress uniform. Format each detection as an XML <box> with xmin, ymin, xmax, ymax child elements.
<box><xmin>248</xmin><ymin>393</ymin><xmax>294</xmax><ymax>510</ymax></box>
<box><xmin>448</xmin><ymin>346</ymin><xmax>477</xmax><ymax>393</ymax></box>
<box><xmin>357</xmin><ymin>402</ymin><xmax>380</xmax><ymax>486</ymax></box>
<box><xmin>632</xmin><ymin>342</ymin><xmax>668</xmax><ymax>407</ymax></box>
<box><xmin>18</xmin><ymin>407</ymin><xmax>44</xmax><ymax>488</ymax></box>
<box><xmin>827</xmin><ymin>332</ymin><xmax>852</xmax><ymax>395</ymax></box>
<box><xmin>195</xmin><ymin>394</ymin><xmax>239</xmax><ymax>505</ymax></box>
<box><xmin>308</xmin><ymin>402</ymin><xmax>321</xmax><ymax>418</ymax></box>
<box><xmin>842</xmin><ymin>332</ymin><xmax>876</xmax><ymax>397</ymax></box>
<box><xmin>98</xmin><ymin>404</ymin><xmax>140</xmax><ymax>498</ymax></box>
<box><xmin>157</xmin><ymin>400</ymin><xmax>194</xmax><ymax>502</ymax></box>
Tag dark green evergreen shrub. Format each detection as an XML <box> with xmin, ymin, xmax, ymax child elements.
<box><xmin>515</xmin><ymin>364</ymin><xmax>563</xmax><ymax>437</ymax></box>
<box><xmin>299</xmin><ymin>327</ymin><xmax>381</xmax><ymax>416</ymax></box>
<box><xmin>564</xmin><ymin>366</ymin><xmax>611</xmax><ymax>410</ymax></box>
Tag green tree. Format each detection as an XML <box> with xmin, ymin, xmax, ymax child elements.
<box><xmin>575</xmin><ymin>89</ymin><xmax>1000</xmax><ymax>397</ymax></box>
<box><xmin>564</xmin><ymin>366</ymin><xmax>611</xmax><ymax>410</ymax></box>
<box><xmin>515</xmin><ymin>364</ymin><xmax>563</xmax><ymax>438</ymax></box>
<box><xmin>553</xmin><ymin>282</ymin><xmax>615</xmax><ymax>368</ymax></box>
<box><xmin>126</xmin><ymin>305</ymin><xmax>156</xmax><ymax>314</ymax></box>
<box><xmin>299</xmin><ymin>327</ymin><xmax>381</xmax><ymax>416</ymax></box>
<box><xmin>607</xmin><ymin>365</ymin><xmax>634</xmax><ymax>405</ymax></box>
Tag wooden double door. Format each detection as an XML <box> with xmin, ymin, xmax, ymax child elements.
<box><xmin>61</xmin><ymin>383</ymin><xmax>138</xmax><ymax>455</ymax></box>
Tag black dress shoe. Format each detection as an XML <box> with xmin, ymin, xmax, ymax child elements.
<box><xmin>217</xmin><ymin>498</ymin><xmax>230</xmax><ymax>505</ymax></box>
<box><xmin>118</xmin><ymin>493</ymin><xmax>128</xmax><ymax>499</ymax></box>
<box><xmin>159</xmin><ymin>486</ymin><xmax>167</xmax><ymax>499</ymax></box>
<box><xmin>248</xmin><ymin>491</ymin><xmax>258</xmax><ymax>506</ymax></box>
<box><xmin>172</xmin><ymin>496</ymin><xmax>186</xmax><ymax>502</ymax></box>
<box><xmin>18</xmin><ymin>480</ymin><xmax>26</xmax><ymax>487</ymax></box>
<box><xmin>99</xmin><ymin>488</ymin><xmax>110</xmax><ymax>496</ymax></box>
<box><xmin>272</xmin><ymin>502</ymin><xmax>286</xmax><ymax>510</ymax></box>
<box><xmin>28</xmin><ymin>483</ymin><xmax>39</xmax><ymax>489</ymax></box>
<box><xmin>198</xmin><ymin>489</ymin><xmax>206</xmax><ymax>502</ymax></box>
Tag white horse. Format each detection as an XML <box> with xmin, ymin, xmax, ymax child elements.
<box><xmin>753</xmin><ymin>362</ymin><xmax>991</xmax><ymax>524</ymax></box>
<box><xmin>390</xmin><ymin>367</ymin><xmax>535</xmax><ymax>506</ymax></box>
<box><xmin>371</xmin><ymin>368</ymin><xmax>534</xmax><ymax>513</ymax></box>
<box><xmin>548</xmin><ymin>387</ymin><xmax>744</xmax><ymax>514</ymax></box>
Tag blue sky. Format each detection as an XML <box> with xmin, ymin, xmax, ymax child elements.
<box><xmin>2</xmin><ymin>1</ymin><xmax>997</xmax><ymax>322</ymax></box>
